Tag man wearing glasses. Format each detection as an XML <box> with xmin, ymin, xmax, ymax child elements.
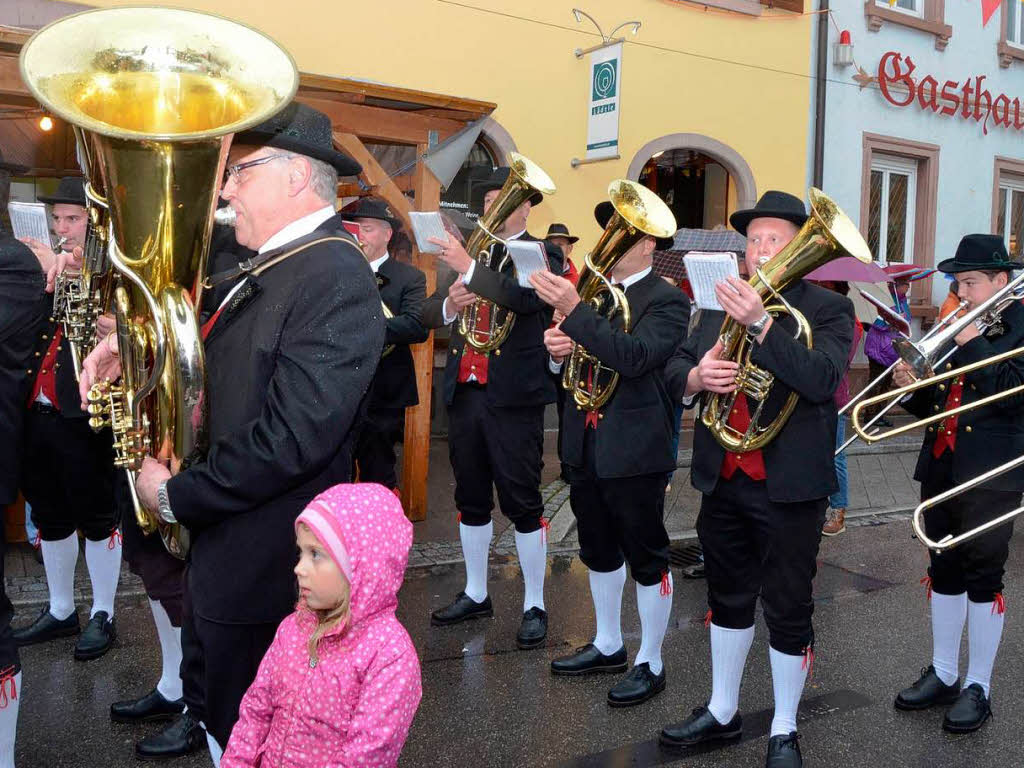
<box><xmin>77</xmin><ymin>103</ymin><xmax>384</xmax><ymax>761</ymax></box>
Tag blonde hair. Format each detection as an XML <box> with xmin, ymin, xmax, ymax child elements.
<box><xmin>297</xmin><ymin>522</ymin><xmax>352</xmax><ymax>665</ymax></box>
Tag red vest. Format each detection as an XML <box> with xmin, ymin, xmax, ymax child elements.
<box><xmin>720</xmin><ymin>395</ymin><xmax>767</xmax><ymax>481</ymax></box>
<box><xmin>27</xmin><ymin>327</ymin><xmax>64</xmax><ymax>410</ymax></box>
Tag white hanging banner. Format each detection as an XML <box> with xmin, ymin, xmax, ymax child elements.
<box><xmin>585</xmin><ymin>42</ymin><xmax>622</xmax><ymax>161</ymax></box>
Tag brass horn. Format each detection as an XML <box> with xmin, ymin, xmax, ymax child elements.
<box><xmin>21</xmin><ymin>6</ymin><xmax>298</xmax><ymax>559</ymax></box>
<box><xmin>457</xmin><ymin>152</ymin><xmax>556</xmax><ymax>352</ymax></box>
<box><xmin>702</xmin><ymin>188</ymin><xmax>873</xmax><ymax>453</ymax></box>
<box><xmin>563</xmin><ymin>180</ymin><xmax>677</xmax><ymax>410</ymax></box>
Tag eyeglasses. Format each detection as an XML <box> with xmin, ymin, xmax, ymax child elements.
<box><xmin>223</xmin><ymin>153</ymin><xmax>288</xmax><ymax>186</ymax></box>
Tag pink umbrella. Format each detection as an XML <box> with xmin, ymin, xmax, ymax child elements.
<box><xmin>805</xmin><ymin>257</ymin><xmax>890</xmax><ymax>283</ymax></box>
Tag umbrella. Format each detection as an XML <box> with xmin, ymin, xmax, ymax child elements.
<box><xmin>848</xmin><ymin>281</ymin><xmax>893</xmax><ymax>325</ymax></box>
<box><xmin>805</xmin><ymin>257</ymin><xmax>890</xmax><ymax>283</ymax></box>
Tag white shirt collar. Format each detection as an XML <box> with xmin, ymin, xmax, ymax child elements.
<box><xmin>257</xmin><ymin>205</ymin><xmax>336</xmax><ymax>255</ymax></box>
<box><xmin>617</xmin><ymin>265</ymin><xmax>652</xmax><ymax>290</ymax></box>
<box><xmin>369</xmin><ymin>252</ymin><xmax>390</xmax><ymax>273</ymax></box>
<box><xmin>507</xmin><ymin>228</ymin><xmax>526</xmax><ymax>241</ymax></box>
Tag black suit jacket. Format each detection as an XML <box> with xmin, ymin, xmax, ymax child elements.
<box><xmin>422</xmin><ymin>233</ymin><xmax>563</xmax><ymax>407</ymax></box>
<box><xmin>559</xmin><ymin>272</ymin><xmax>689</xmax><ymax>478</ymax></box>
<box><xmin>370</xmin><ymin>256</ymin><xmax>428</xmax><ymax>410</ymax></box>
<box><xmin>0</xmin><ymin>233</ymin><xmax>47</xmax><ymax>504</ymax></box>
<box><xmin>166</xmin><ymin>216</ymin><xmax>384</xmax><ymax>624</ymax></box>
<box><xmin>904</xmin><ymin>299</ymin><xmax>1024</xmax><ymax>492</ymax></box>
<box><xmin>27</xmin><ymin>314</ymin><xmax>85</xmax><ymax>419</ymax></box>
<box><xmin>665</xmin><ymin>281</ymin><xmax>855</xmax><ymax>503</ymax></box>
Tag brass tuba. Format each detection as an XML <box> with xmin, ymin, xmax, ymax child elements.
<box><xmin>563</xmin><ymin>180</ymin><xmax>677</xmax><ymax>410</ymax></box>
<box><xmin>702</xmin><ymin>188</ymin><xmax>872</xmax><ymax>453</ymax></box>
<box><xmin>457</xmin><ymin>152</ymin><xmax>556</xmax><ymax>352</ymax></box>
<box><xmin>21</xmin><ymin>7</ymin><xmax>298</xmax><ymax>558</ymax></box>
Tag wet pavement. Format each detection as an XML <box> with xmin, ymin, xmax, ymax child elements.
<box><xmin>14</xmin><ymin>514</ymin><xmax>1024</xmax><ymax>767</ymax></box>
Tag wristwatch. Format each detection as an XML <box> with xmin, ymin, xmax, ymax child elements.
<box><xmin>747</xmin><ymin>312</ymin><xmax>771</xmax><ymax>337</ymax></box>
<box><xmin>156</xmin><ymin>481</ymin><xmax>176</xmax><ymax>524</ymax></box>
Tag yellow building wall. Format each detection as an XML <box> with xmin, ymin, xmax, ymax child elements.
<box><xmin>86</xmin><ymin>0</ymin><xmax>813</xmax><ymax>249</ymax></box>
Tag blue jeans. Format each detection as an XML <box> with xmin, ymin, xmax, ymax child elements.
<box><xmin>25</xmin><ymin>502</ymin><xmax>39</xmax><ymax>544</ymax></box>
<box><xmin>666</xmin><ymin>403</ymin><xmax>684</xmax><ymax>485</ymax></box>
<box><xmin>829</xmin><ymin>416</ymin><xmax>848</xmax><ymax>509</ymax></box>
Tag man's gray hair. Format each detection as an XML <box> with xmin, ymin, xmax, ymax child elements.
<box><xmin>279</xmin><ymin>150</ymin><xmax>338</xmax><ymax>203</ymax></box>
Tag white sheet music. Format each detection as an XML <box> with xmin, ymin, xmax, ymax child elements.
<box><xmin>505</xmin><ymin>240</ymin><xmax>549</xmax><ymax>287</ymax></box>
<box><xmin>684</xmin><ymin>251</ymin><xmax>740</xmax><ymax>311</ymax></box>
<box><xmin>408</xmin><ymin>211</ymin><xmax>447</xmax><ymax>254</ymax></box>
<box><xmin>8</xmin><ymin>201</ymin><xmax>52</xmax><ymax>245</ymax></box>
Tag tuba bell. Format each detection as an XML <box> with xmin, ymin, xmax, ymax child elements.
<box><xmin>21</xmin><ymin>6</ymin><xmax>298</xmax><ymax>559</ymax></box>
<box><xmin>563</xmin><ymin>180</ymin><xmax>677</xmax><ymax>410</ymax></box>
<box><xmin>457</xmin><ymin>152</ymin><xmax>556</xmax><ymax>352</ymax></box>
<box><xmin>702</xmin><ymin>188</ymin><xmax>873</xmax><ymax>453</ymax></box>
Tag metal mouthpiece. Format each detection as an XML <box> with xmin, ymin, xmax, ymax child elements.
<box><xmin>213</xmin><ymin>207</ymin><xmax>237</xmax><ymax>227</ymax></box>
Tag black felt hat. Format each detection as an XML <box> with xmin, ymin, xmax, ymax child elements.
<box><xmin>471</xmin><ymin>166</ymin><xmax>543</xmax><ymax>215</ymax></box>
<box><xmin>594</xmin><ymin>201</ymin><xmax>675</xmax><ymax>251</ymax></box>
<box><xmin>544</xmin><ymin>223</ymin><xmax>579</xmax><ymax>244</ymax></box>
<box><xmin>340</xmin><ymin>197</ymin><xmax>400</xmax><ymax>229</ymax></box>
<box><xmin>38</xmin><ymin>176</ymin><xmax>86</xmax><ymax>207</ymax></box>
<box><xmin>729</xmin><ymin>190</ymin><xmax>808</xmax><ymax>237</ymax></box>
<box><xmin>937</xmin><ymin>234</ymin><xmax>1023</xmax><ymax>273</ymax></box>
<box><xmin>234</xmin><ymin>102</ymin><xmax>361</xmax><ymax>176</ymax></box>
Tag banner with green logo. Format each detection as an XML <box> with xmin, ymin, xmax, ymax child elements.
<box><xmin>586</xmin><ymin>42</ymin><xmax>622</xmax><ymax>161</ymax></box>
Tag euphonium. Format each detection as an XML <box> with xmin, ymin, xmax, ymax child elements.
<box><xmin>702</xmin><ymin>188</ymin><xmax>873</xmax><ymax>453</ymax></box>
<box><xmin>563</xmin><ymin>180</ymin><xmax>677</xmax><ymax>410</ymax></box>
<box><xmin>21</xmin><ymin>7</ymin><xmax>298</xmax><ymax>559</ymax></box>
<box><xmin>458</xmin><ymin>152</ymin><xmax>556</xmax><ymax>352</ymax></box>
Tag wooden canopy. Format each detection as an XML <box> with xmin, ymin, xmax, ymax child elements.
<box><xmin>0</xmin><ymin>23</ymin><xmax>497</xmax><ymax>521</ymax></box>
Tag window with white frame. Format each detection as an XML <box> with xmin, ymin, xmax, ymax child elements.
<box><xmin>997</xmin><ymin>175</ymin><xmax>1024</xmax><ymax>260</ymax></box>
<box><xmin>876</xmin><ymin>0</ymin><xmax>922</xmax><ymax>18</ymax></box>
<box><xmin>1008</xmin><ymin>0</ymin><xmax>1024</xmax><ymax>46</ymax></box>
<box><xmin>868</xmin><ymin>154</ymin><xmax>918</xmax><ymax>264</ymax></box>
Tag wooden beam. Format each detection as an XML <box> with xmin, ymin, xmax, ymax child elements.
<box><xmin>301</xmin><ymin>72</ymin><xmax>495</xmax><ymax>118</ymax></box>
<box><xmin>303</xmin><ymin>96</ymin><xmax>461</xmax><ymax>145</ymax></box>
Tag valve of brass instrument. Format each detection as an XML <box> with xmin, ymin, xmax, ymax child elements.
<box><xmin>87</xmin><ymin>380</ymin><xmax>112</xmax><ymax>430</ymax></box>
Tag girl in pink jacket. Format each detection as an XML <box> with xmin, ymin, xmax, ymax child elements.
<box><xmin>222</xmin><ymin>483</ymin><xmax>422</xmax><ymax>768</ymax></box>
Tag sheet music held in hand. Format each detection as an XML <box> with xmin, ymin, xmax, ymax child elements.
<box><xmin>408</xmin><ymin>211</ymin><xmax>447</xmax><ymax>254</ymax></box>
<box><xmin>505</xmin><ymin>240</ymin><xmax>549</xmax><ymax>287</ymax></box>
<box><xmin>684</xmin><ymin>251</ymin><xmax>740</xmax><ymax>311</ymax></box>
<box><xmin>7</xmin><ymin>201</ymin><xmax>52</xmax><ymax>246</ymax></box>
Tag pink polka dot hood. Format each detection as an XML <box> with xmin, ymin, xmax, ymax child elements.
<box><xmin>222</xmin><ymin>483</ymin><xmax>422</xmax><ymax>768</ymax></box>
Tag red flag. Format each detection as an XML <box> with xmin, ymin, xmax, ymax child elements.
<box><xmin>982</xmin><ymin>0</ymin><xmax>1003</xmax><ymax>27</ymax></box>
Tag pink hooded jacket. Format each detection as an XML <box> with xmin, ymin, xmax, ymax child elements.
<box><xmin>222</xmin><ymin>484</ymin><xmax>422</xmax><ymax>768</ymax></box>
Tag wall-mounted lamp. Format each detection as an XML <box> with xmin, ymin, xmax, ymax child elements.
<box><xmin>833</xmin><ymin>29</ymin><xmax>854</xmax><ymax>68</ymax></box>
<box><xmin>38</xmin><ymin>114</ymin><xmax>54</xmax><ymax>132</ymax></box>
<box><xmin>572</xmin><ymin>8</ymin><xmax>642</xmax><ymax>58</ymax></box>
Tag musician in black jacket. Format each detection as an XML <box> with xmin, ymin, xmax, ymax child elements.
<box><xmin>342</xmin><ymin>198</ymin><xmax>429</xmax><ymax>489</ymax></box>
<box><xmin>13</xmin><ymin>177</ymin><xmax>122</xmax><ymax>663</ymax></box>
<box><xmin>891</xmin><ymin>235</ymin><xmax>1024</xmax><ymax>734</ymax></box>
<box><xmin>532</xmin><ymin>201</ymin><xmax>687</xmax><ymax>707</ymax></box>
<box><xmin>78</xmin><ymin>103</ymin><xmax>384</xmax><ymax>760</ymax></box>
<box><xmin>658</xmin><ymin>192</ymin><xmax>854</xmax><ymax>768</ymax></box>
<box><xmin>422</xmin><ymin>166</ymin><xmax>562</xmax><ymax>649</ymax></box>
<box><xmin>0</xmin><ymin>155</ymin><xmax>43</xmax><ymax>766</ymax></box>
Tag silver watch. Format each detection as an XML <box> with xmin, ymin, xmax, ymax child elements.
<box><xmin>747</xmin><ymin>312</ymin><xmax>771</xmax><ymax>337</ymax></box>
<box><xmin>156</xmin><ymin>481</ymin><xmax>176</xmax><ymax>524</ymax></box>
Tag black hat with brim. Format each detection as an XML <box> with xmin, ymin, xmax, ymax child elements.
<box><xmin>234</xmin><ymin>102</ymin><xmax>362</xmax><ymax>177</ymax></box>
<box><xmin>471</xmin><ymin>166</ymin><xmax>543</xmax><ymax>215</ymax></box>
<box><xmin>594</xmin><ymin>201</ymin><xmax>675</xmax><ymax>251</ymax></box>
<box><xmin>545</xmin><ymin>223</ymin><xmax>579</xmax><ymax>244</ymax></box>
<box><xmin>937</xmin><ymin>233</ymin><xmax>1023</xmax><ymax>273</ymax></box>
<box><xmin>729</xmin><ymin>190</ymin><xmax>808</xmax><ymax>237</ymax></box>
<box><xmin>339</xmin><ymin>197</ymin><xmax>401</xmax><ymax>229</ymax></box>
<box><xmin>38</xmin><ymin>176</ymin><xmax>86</xmax><ymax>207</ymax></box>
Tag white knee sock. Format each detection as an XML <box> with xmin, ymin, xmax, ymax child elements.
<box><xmin>149</xmin><ymin>599</ymin><xmax>184</xmax><ymax>701</ymax></box>
<box><xmin>205</xmin><ymin>729</ymin><xmax>223</xmax><ymax>767</ymax></box>
<box><xmin>514</xmin><ymin>528</ymin><xmax>546</xmax><ymax>612</ymax></box>
<box><xmin>0</xmin><ymin>672</ymin><xmax>20</xmax><ymax>768</ymax></box>
<box><xmin>634</xmin><ymin>574</ymin><xmax>673</xmax><ymax>676</ymax></box>
<box><xmin>41</xmin><ymin>533</ymin><xmax>78</xmax><ymax>620</ymax></box>
<box><xmin>589</xmin><ymin>566</ymin><xmax>626</xmax><ymax>655</ymax></box>
<box><xmin>84</xmin><ymin>533</ymin><xmax>121</xmax><ymax>618</ymax></box>
<box><xmin>931</xmin><ymin>591</ymin><xmax>967</xmax><ymax>686</ymax></box>
<box><xmin>707</xmin><ymin>623</ymin><xmax>754</xmax><ymax>725</ymax></box>
<box><xmin>965</xmin><ymin>599</ymin><xmax>1006</xmax><ymax>697</ymax></box>
<box><xmin>460</xmin><ymin>521</ymin><xmax>492</xmax><ymax>603</ymax></box>
<box><xmin>769</xmin><ymin>645</ymin><xmax>809</xmax><ymax>737</ymax></box>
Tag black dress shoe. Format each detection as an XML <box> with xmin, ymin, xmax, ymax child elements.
<box><xmin>430</xmin><ymin>592</ymin><xmax>493</xmax><ymax>626</ymax></box>
<box><xmin>682</xmin><ymin>561</ymin><xmax>706</xmax><ymax>580</ymax></box>
<box><xmin>74</xmin><ymin>611</ymin><xmax>115</xmax><ymax>661</ymax></box>
<box><xmin>894</xmin><ymin>665</ymin><xmax>960</xmax><ymax>710</ymax></box>
<box><xmin>766</xmin><ymin>732</ymin><xmax>802</xmax><ymax>768</ymax></box>
<box><xmin>516</xmin><ymin>607</ymin><xmax>547</xmax><ymax>649</ymax></box>
<box><xmin>111</xmin><ymin>688</ymin><xmax>185</xmax><ymax>723</ymax></box>
<box><xmin>135</xmin><ymin>711</ymin><xmax>206</xmax><ymax>760</ymax></box>
<box><xmin>660</xmin><ymin>706</ymin><xmax>743</xmax><ymax>747</ymax></box>
<box><xmin>552</xmin><ymin>643</ymin><xmax>628</xmax><ymax>676</ymax></box>
<box><xmin>607</xmin><ymin>662</ymin><xmax>666</xmax><ymax>707</ymax></box>
<box><xmin>12</xmin><ymin>605</ymin><xmax>79</xmax><ymax>647</ymax></box>
<box><xmin>943</xmin><ymin>683</ymin><xmax>992</xmax><ymax>733</ymax></box>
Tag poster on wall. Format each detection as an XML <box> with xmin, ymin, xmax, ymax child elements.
<box><xmin>585</xmin><ymin>42</ymin><xmax>622</xmax><ymax>161</ymax></box>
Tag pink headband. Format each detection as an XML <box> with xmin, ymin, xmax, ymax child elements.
<box><xmin>295</xmin><ymin>502</ymin><xmax>353</xmax><ymax>582</ymax></box>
